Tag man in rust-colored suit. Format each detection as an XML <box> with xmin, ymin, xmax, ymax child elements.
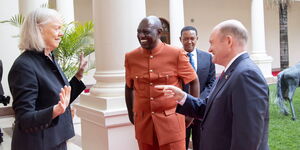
<box><xmin>125</xmin><ymin>16</ymin><xmax>199</xmax><ymax>150</ymax></box>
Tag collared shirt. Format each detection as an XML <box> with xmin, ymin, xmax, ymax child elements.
<box><xmin>125</xmin><ymin>42</ymin><xmax>197</xmax><ymax>112</ymax></box>
<box><xmin>224</xmin><ymin>51</ymin><xmax>247</xmax><ymax>72</ymax></box>
<box><xmin>179</xmin><ymin>51</ymin><xmax>247</xmax><ymax>105</ymax></box>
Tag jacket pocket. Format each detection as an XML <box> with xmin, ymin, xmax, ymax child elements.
<box><xmin>164</xmin><ymin>107</ymin><xmax>176</xmax><ymax>116</ymax></box>
<box><xmin>158</xmin><ymin>71</ymin><xmax>177</xmax><ymax>85</ymax></box>
<box><xmin>133</xmin><ymin>74</ymin><xmax>148</xmax><ymax>90</ymax></box>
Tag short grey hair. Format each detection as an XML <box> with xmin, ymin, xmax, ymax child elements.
<box><xmin>19</xmin><ymin>8</ymin><xmax>61</xmax><ymax>52</ymax></box>
<box><xmin>215</xmin><ymin>19</ymin><xmax>248</xmax><ymax>47</ymax></box>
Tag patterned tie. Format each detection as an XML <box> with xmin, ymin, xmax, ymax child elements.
<box><xmin>187</xmin><ymin>52</ymin><xmax>195</xmax><ymax>70</ymax></box>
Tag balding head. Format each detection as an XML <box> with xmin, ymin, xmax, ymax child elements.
<box><xmin>137</xmin><ymin>16</ymin><xmax>162</xmax><ymax>50</ymax></box>
<box><xmin>213</xmin><ymin>19</ymin><xmax>248</xmax><ymax>48</ymax></box>
<box><xmin>141</xmin><ymin>16</ymin><xmax>162</xmax><ymax>30</ymax></box>
<box><xmin>208</xmin><ymin>20</ymin><xmax>248</xmax><ymax>67</ymax></box>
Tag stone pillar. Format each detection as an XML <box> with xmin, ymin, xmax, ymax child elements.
<box><xmin>19</xmin><ymin>0</ymin><xmax>48</xmax><ymax>16</ymax></box>
<box><xmin>56</xmin><ymin>0</ymin><xmax>74</xmax><ymax>24</ymax></box>
<box><xmin>250</xmin><ymin>0</ymin><xmax>274</xmax><ymax>83</ymax></box>
<box><xmin>74</xmin><ymin>0</ymin><xmax>145</xmax><ymax>149</ymax></box>
<box><xmin>169</xmin><ymin>0</ymin><xmax>184</xmax><ymax>47</ymax></box>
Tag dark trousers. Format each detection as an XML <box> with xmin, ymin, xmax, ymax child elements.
<box><xmin>185</xmin><ymin>120</ymin><xmax>201</xmax><ymax>150</ymax></box>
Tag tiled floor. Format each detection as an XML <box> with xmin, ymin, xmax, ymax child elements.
<box><xmin>0</xmin><ymin>113</ymin><xmax>82</xmax><ymax>150</ymax></box>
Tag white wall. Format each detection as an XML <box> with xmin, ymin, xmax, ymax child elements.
<box><xmin>264</xmin><ymin>1</ymin><xmax>300</xmax><ymax>69</ymax></box>
<box><xmin>287</xmin><ymin>2</ymin><xmax>300</xmax><ymax>67</ymax></box>
<box><xmin>74</xmin><ymin>0</ymin><xmax>93</xmax><ymax>23</ymax></box>
<box><xmin>184</xmin><ymin>0</ymin><xmax>252</xmax><ymax>73</ymax></box>
<box><xmin>264</xmin><ymin>1</ymin><xmax>280</xmax><ymax>69</ymax></box>
<box><xmin>146</xmin><ymin>0</ymin><xmax>169</xmax><ymax>21</ymax></box>
<box><xmin>0</xmin><ymin>0</ymin><xmax>20</xmax><ymax>101</ymax></box>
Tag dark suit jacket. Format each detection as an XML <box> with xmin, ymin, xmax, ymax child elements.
<box><xmin>8</xmin><ymin>50</ymin><xmax>86</xmax><ymax>150</ymax></box>
<box><xmin>178</xmin><ymin>53</ymin><xmax>269</xmax><ymax>150</ymax></box>
<box><xmin>195</xmin><ymin>49</ymin><xmax>215</xmax><ymax>99</ymax></box>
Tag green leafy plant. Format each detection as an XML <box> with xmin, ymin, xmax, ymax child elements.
<box><xmin>54</xmin><ymin>21</ymin><xmax>94</xmax><ymax>79</ymax></box>
<box><xmin>1</xmin><ymin>14</ymin><xmax>95</xmax><ymax>79</ymax></box>
<box><xmin>0</xmin><ymin>14</ymin><xmax>25</xmax><ymax>28</ymax></box>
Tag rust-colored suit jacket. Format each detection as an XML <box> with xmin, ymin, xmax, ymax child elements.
<box><xmin>125</xmin><ymin>42</ymin><xmax>197</xmax><ymax>145</ymax></box>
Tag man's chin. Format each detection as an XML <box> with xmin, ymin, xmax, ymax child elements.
<box><xmin>184</xmin><ymin>48</ymin><xmax>194</xmax><ymax>52</ymax></box>
<box><xmin>141</xmin><ymin>45</ymin><xmax>151</xmax><ymax>50</ymax></box>
<box><xmin>211</xmin><ymin>58</ymin><xmax>217</xmax><ymax>64</ymax></box>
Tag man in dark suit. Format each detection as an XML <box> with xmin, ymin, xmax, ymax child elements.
<box><xmin>156</xmin><ymin>20</ymin><xmax>269</xmax><ymax>150</ymax></box>
<box><xmin>179</xmin><ymin>26</ymin><xmax>215</xmax><ymax>150</ymax></box>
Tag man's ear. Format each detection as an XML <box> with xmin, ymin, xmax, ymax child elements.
<box><xmin>157</xmin><ymin>28</ymin><xmax>163</xmax><ymax>35</ymax></box>
<box><xmin>226</xmin><ymin>35</ymin><xmax>233</xmax><ymax>47</ymax></box>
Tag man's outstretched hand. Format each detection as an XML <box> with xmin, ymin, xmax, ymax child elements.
<box><xmin>154</xmin><ymin>85</ymin><xmax>185</xmax><ymax>101</ymax></box>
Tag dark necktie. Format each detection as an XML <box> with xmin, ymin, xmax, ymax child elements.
<box><xmin>219</xmin><ymin>71</ymin><xmax>225</xmax><ymax>80</ymax></box>
<box><xmin>216</xmin><ymin>71</ymin><xmax>225</xmax><ymax>86</ymax></box>
<box><xmin>187</xmin><ymin>52</ymin><xmax>195</xmax><ymax>70</ymax></box>
<box><xmin>207</xmin><ymin>71</ymin><xmax>225</xmax><ymax>99</ymax></box>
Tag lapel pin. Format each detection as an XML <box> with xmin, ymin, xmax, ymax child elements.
<box><xmin>225</xmin><ymin>75</ymin><xmax>228</xmax><ymax>79</ymax></box>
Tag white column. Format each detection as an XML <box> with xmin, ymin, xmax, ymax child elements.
<box><xmin>169</xmin><ymin>0</ymin><xmax>184</xmax><ymax>47</ymax></box>
<box><xmin>74</xmin><ymin>0</ymin><xmax>145</xmax><ymax>149</ymax></box>
<box><xmin>56</xmin><ymin>0</ymin><xmax>74</xmax><ymax>24</ymax></box>
<box><xmin>250</xmin><ymin>0</ymin><xmax>274</xmax><ymax>83</ymax></box>
<box><xmin>19</xmin><ymin>0</ymin><xmax>48</xmax><ymax>16</ymax></box>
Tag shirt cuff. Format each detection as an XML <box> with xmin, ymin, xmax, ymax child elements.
<box><xmin>177</xmin><ymin>93</ymin><xmax>187</xmax><ymax>105</ymax></box>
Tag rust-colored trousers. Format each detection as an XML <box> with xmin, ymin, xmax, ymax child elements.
<box><xmin>137</xmin><ymin>129</ymin><xmax>185</xmax><ymax>150</ymax></box>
